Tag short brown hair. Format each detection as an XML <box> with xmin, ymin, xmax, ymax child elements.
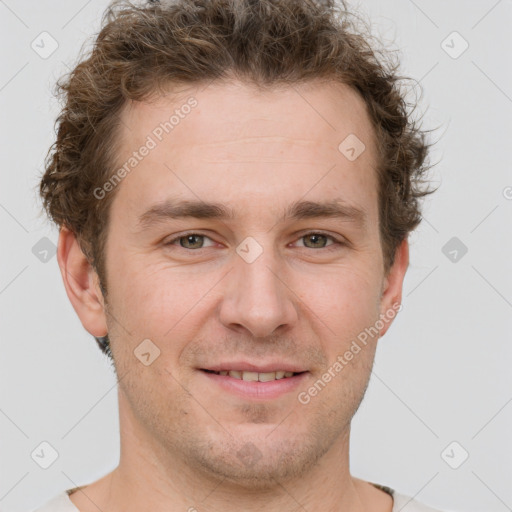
<box><xmin>39</xmin><ymin>0</ymin><xmax>437</xmax><ymax>356</ymax></box>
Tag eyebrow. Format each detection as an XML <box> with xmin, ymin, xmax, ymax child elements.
<box><xmin>137</xmin><ymin>197</ymin><xmax>367</xmax><ymax>230</ymax></box>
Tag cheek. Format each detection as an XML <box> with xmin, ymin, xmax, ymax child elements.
<box><xmin>299</xmin><ymin>274</ymin><xmax>380</xmax><ymax>411</ymax></box>
<box><xmin>294</xmin><ymin>264</ymin><xmax>381</xmax><ymax>340</ymax></box>
<box><xmin>107</xmin><ymin>259</ymin><xmax>219</xmax><ymax>348</ymax></box>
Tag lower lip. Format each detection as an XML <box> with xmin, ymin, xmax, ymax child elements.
<box><xmin>199</xmin><ymin>370</ymin><xmax>309</xmax><ymax>400</ymax></box>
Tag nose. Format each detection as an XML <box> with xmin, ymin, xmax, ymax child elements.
<box><xmin>218</xmin><ymin>247</ymin><xmax>299</xmax><ymax>339</ymax></box>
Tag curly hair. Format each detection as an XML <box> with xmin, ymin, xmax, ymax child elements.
<box><xmin>39</xmin><ymin>0</ymin><xmax>437</xmax><ymax>358</ymax></box>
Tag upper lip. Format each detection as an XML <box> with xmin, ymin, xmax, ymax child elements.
<box><xmin>201</xmin><ymin>361</ymin><xmax>308</xmax><ymax>373</ymax></box>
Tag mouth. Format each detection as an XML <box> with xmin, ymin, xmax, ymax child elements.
<box><xmin>201</xmin><ymin>369</ymin><xmax>305</xmax><ymax>381</ymax></box>
<box><xmin>198</xmin><ymin>367</ymin><xmax>309</xmax><ymax>400</ymax></box>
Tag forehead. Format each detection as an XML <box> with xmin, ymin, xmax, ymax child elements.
<box><xmin>120</xmin><ymin>79</ymin><xmax>376</xmax><ymax>151</ymax></box>
<box><xmin>112</xmin><ymin>79</ymin><xmax>380</xmax><ymax>226</ymax></box>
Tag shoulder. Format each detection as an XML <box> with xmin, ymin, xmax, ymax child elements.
<box><xmin>390</xmin><ymin>489</ymin><xmax>448</xmax><ymax>512</ymax></box>
<box><xmin>371</xmin><ymin>482</ymin><xmax>448</xmax><ymax>512</ymax></box>
<box><xmin>29</xmin><ymin>490</ymin><xmax>79</xmax><ymax>512</ymax></box>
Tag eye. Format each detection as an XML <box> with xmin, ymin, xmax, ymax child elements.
<box><xmin>164</xmin><ymin>233</ymin><xmax>216</xmax><ymax>249</ymax></box>
<box><xmin>294</xmin><ymin>232</ymin><xmax>342</xmax><ymax>250</ymax></box>
<box><xmin>163</xmin><ymin>231</ymin><xmax>345</xmax><ymax>252</ymax></box>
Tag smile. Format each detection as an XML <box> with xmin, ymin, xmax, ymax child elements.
<box><xmin>203</xmin><ymin>369</ymin><xmax>302</xmax><ymax>381</ymax></box>
<box><xmin>199</xmin><ymin>368</ymin><xmax>309</xmax><ymax>400</ymax></box>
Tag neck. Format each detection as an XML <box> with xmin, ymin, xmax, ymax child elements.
<box><xmin>69</xmin><ymin>395</ymin><xmax>392</xmax><ymax>512</ymax></box>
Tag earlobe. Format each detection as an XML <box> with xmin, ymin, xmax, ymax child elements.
<box><xmin>57</xmin><ymin>227</ymin><xmax>108</xmax><ymax>337</ymax></box>
<box><xmin>378</xmin><ymin>238</ymin><xmax>409</xmax><ymax>337</ymax></box>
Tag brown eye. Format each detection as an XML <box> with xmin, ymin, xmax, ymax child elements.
<box><xmin>165</xmin><ymin>233</ymin><xmax>215</xmax><ymax>249</ymax></box>
<box><xmin>179</xmin><ymin>234</ymin><xmax>205</xmax><ymax>249</ymax></box>
<box><xmin>300</xmin><ymin>233</ymin><xmax>335</xmax><ymax>249</ymax></box>
<box><xmin>291</xmin><ymin>231</ymin><xmax>347</xmax><ymax>253</ymax></box>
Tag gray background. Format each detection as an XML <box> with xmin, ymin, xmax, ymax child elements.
<box><xmin>1</xmin><ymin>0</ymin><xmax>511</xmax><ymax>511</ymax></box>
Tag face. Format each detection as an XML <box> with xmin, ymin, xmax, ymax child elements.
<box><xmin>97</xmin><ymin>79</ymin><xmax>406</xmax><ymax>486</ymax></box>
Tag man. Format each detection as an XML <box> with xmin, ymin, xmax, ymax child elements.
<box><xmin>34</xmin><ymin>0</ymin><xmax>443</xmax><ymax>510</ymax></box>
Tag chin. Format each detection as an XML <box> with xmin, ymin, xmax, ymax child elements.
<box><xmin>184</xmin><ymin>432</ymin><xmax>330</xmax><ymax>489</ymax></box>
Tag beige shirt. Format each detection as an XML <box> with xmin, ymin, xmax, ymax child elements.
<box><xmin>30</xmin><ymin>483</ymin><xmax>446</xmax><ymax>512</ymax></box>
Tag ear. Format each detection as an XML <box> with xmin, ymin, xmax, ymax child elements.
<box><xmin>57</xmin><ymin>226</ymin><xmax>108</xmax><ymax>337</ymax></box>
<box><xmin>378</xmin><ymin>238</ymin><xmax>409</xmax><ymax>338</ymax></box>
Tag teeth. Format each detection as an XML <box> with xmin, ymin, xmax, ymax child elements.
<box><xmin>242</xmin><ymin>371</ymin><xmax>259</xmax><ymax>382</ymax></box>
<box><xmin>215</xmin><ymin>370</ymin><xmax>298</xmax><ymax>381</ymax></box>
<box><xmin>258</xmin><ymin>372</ymin><xmax>276</xmax><ymax>382</ymax></box>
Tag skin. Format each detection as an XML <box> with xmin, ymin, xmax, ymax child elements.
<box><xmin>58</xmin><ymin>78</ymin><xmax>408</xmax><ymax>512</ymax></box>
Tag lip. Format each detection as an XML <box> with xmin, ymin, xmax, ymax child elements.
<box><xmin>201</xmin><ymin>361</ymin><xmax>307</xmax><ymax>373</ymax></box>
<box><xmin>199</xmin><ymin>369</ymin><xmax>309</xmax><ymax>400</ymax></box>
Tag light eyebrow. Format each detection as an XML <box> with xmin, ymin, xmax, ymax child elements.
<box><xmin>137</xmin><ymin>197</ymin><xmax>367</xmax><ymax>230</ymax></box>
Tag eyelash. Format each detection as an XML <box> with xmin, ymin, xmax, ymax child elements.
<box><xmin>163</xmin><ymin>231</ymin><xmax>346</xmax><ymax>252</ymax></box>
